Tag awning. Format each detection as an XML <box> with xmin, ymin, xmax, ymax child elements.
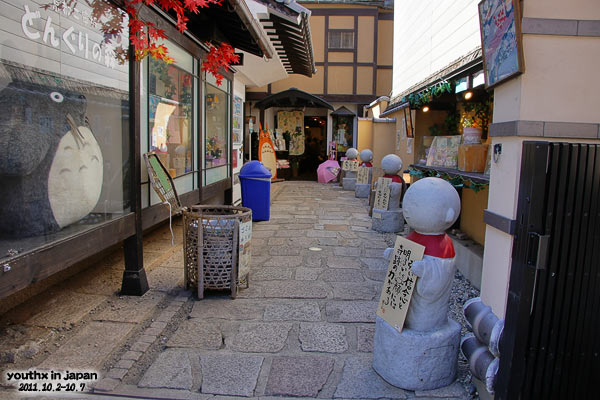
<box><xmin>387</xmin><ymin>47</ymin><xmax>482</xmax><ymax>109</ymax></box>
<box><xmin>254</xmin><ymin>87</ymin><xmax>334</xmax><ymax>110</ymax></box>
<box><xmin>166</xmin><ymin>0</ymin><xmax>274</xmax><ymax>59</ymax></box>
<box><xmin>331</xmin><ymin>106</ymin><xmax>356</xmax><ymax>116</ymax></box>
<box><xmin>256</xmin><ymin>0</ymin><xmax>316</xmax><ymax>77</ymax></box>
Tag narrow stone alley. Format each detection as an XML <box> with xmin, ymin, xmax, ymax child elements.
<box><xmin>1</xmin><ymin>182</ymin><xmax>474</xmax><ymax>400</ymax></box>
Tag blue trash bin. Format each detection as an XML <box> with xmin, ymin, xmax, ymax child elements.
<box><xmin>239</xmin><ymin>161</ymin><xmax>272</xmax><ymax>221</ymax></box>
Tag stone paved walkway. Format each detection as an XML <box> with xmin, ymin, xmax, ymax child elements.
<box><xmin>0</xmin><ymin>181</ymin><xmax>471</xmax><ymax>400</ymax></box>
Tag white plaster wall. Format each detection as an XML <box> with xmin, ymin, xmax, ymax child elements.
<box><xmin>392</xmin><ymin>0</ymin><xmax>481</xmax><ymax>97</ymax></box>
<box><xmin>519</xmin><ymin>35</ymin><xmax>600</xmax><ymax>124</ymax></box>
<box><xmin>482</xmin><ymin>136</ymin><xmax>600</xmax><ymax>318</ymax></box>
<box><xmin>480</xmin><ymin>136</ymin><xmax>525</xmax><ymax>317</ymax></box>
<box><xmin>523</xmin><ymin>0</ymin><xmax>600</xmax><ymax>19</ymax></box>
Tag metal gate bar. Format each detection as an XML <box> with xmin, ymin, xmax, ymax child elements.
<box><xmin>497</xmin><ymin>142</ymin><xmax>600</xmax><ymax>400</ymax></box>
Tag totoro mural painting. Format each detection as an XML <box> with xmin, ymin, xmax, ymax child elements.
<box><xmin>0</xmin><ymin>0</ymin><xmax>131</xmax><ymax>241</ymax></box>
<box><xmin>0</xmin><ymin>79</ymin><xmax>104</xmax><ymax>238</ymax></box>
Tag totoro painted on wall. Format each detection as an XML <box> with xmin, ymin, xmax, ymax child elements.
<box><xmin>0</xmin><ymin>80</ymin><xmax>103</xmax><ymax>238</ymax></box>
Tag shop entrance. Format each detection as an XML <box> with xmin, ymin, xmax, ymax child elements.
<box><xmin>295</xmin><ymin>116</ymin><xmax>327</xmax><ymax>181</ymax></box>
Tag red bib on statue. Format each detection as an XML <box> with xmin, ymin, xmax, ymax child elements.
<box><xmin>383</xmin><ymin>174</ymin><xmax>404</xmax><ymax>184</ymax></box>
<box><xmin>406</xmin><ymin>231</ymin><xmax>455</xmax><ymax>259</ymax></box>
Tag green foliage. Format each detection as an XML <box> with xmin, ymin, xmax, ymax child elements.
<box><xmin>462</xmin><ymin>95</ymin><xmax>493</xmax><ymax>136</ymax></box>
<box><xmin>428</xmin><ymin>109</ymin><xmax>461</xmax><ymax>136</ymax></box>
<box><xmin>409</xmin><ymin>168</ymin><xmax>488</xmax><ymax>193</ymax></box>
<box><xmin>406</xmin><ymin>81</ymin><xmax>453</xmax><ymax>109</ymax></box>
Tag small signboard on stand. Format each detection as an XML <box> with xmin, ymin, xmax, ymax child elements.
<box><xmin>342</xmin><ymin>160</ymin><xmax>359</xmax><ymax>172</ymax></box>
<box><xmin>377</xmin><ymin>235</ymin><xmax>425</xmax><ymax>332</ymax></box>
<box><xmin>356</xmin><ymin>166</ymin><xmax>371</xmax><ymax>184</ymax></box>
<box><xmin>374</xmin><ymin>177</ymin><xmax>393</xmax><ymax>210</ymax></box>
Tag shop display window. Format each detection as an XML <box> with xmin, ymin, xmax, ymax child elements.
<box><xmin>148</xmin><ymin>57</ymin><xmax>193</xmax><ymax>178</ymax></box>
<box><xmin>204</xmin><ymin>76</ymin><xmax>230</xmax><ymax>185</ymax></box>
<box><xmin>0</xmin><ymin>0</ymin><xmax>131</xmax><ymax>259</ymax></box>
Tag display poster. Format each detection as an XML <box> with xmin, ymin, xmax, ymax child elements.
<box><xmin>373</xmin><ymin>177</ymin><xmax>392</xmax><ymax>210</ymax></box>
<box><xmin>238</xmin><ymin>220</ymin><xmax>252</xmax><ymax>282</ymax></box>
<box><xmin>233</xmin><ymin>96</ymin><xmax>243</xmax><ymax>144</ymax></box>
<box><xmin>277</xmin><ymin>111</ymin><xmax>305</xmax><ymax>155</ymax></box>
<box><xmin>377</xmin><ymin>235</ymin><xmax>425</xmax><ymax>333</ymax></box>
<box><xmin>356</xmin><ymin>166</ymin><xmax>371</xmax><ymax>184</ymax></box>
<box><xmin>151</xmin><ymin>102</ymin><xmax>176</xmax><ymax>150</ymax></box>
<box><xmin>426</xmin><ymin>136</ymin><xmax>461</xmax><ymax>169</ymax></box>
<box><xmin>479</xmin><ymin>0</ymin><xmax>524</xmax><ymax>88</ymax></box>
<box><xmin>342</xmin><ymin>160</ymin><xmax>359</xmax><ymax>172</ymax></box>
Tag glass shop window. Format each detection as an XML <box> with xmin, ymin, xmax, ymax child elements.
<box><xmin>0</xmin><ymin>0</ymin><xmax>131</xmax><ymax>259</ymax></box>
<box><xmin>328</xmin><ymin>31</ymin><xmax>354</xmax><ymax>49</ymax></box>
<box><xmin>204</xmin><ymin>74</ymin><xmax>230</xmax><ymax>186</ymax></box>
<box><xmin>148</xmin><ymin>56</ymin><xmax>193</xmax><ymax>178</ymax></box>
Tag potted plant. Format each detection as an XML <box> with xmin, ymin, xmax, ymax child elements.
<box><xmin>462</xmin><ymin>117</ymin><xmax>482</xmax><ymax>144</ymax></box>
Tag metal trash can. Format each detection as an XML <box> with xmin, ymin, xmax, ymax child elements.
<box><xmin>239</xmin><ymin>161</ymin><xmax>272</xmax><ymax>221</ymax></box>
<box><xmin>183</xmin><ymin>205</ymin><xmax>252</xmax><ymax>299</ymax></box>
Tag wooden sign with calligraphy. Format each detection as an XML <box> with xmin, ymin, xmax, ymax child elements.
<box><xmin>342</xmin><ymin>160</ymin><xmax>359</xmax><ymax>172</ymax></box>
<box><xmin>356</xmin><ymin>166</ymin><xmax>371</xmax><ymax>184</ymax></box>
<box><xmin>373</xmin><ymin>177</ymin><xmax>392</xmax><ymax>210</ymax></box>
<box><xmin>377</xmin><ymin>235</ymin><xmax>425</xmax><ymax>332</ymax></box>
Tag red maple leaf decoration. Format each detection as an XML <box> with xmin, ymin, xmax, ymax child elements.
<box><xmin>124</xmin><ymin>0</ymin><xmax>231</xmax><ymax>81</ymax></box>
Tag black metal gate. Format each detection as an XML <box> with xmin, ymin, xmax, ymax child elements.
<box><xmin>496</xmin><ymin>142</ymin><xmax>600</xmax><ymax>400</ymax></box>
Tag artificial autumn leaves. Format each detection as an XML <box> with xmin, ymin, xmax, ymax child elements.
<box><xmin>50</xmin><ymin>0</ymin><xmax>239</xmax><ymax>85</ymax></box>
<box><xmin>126</xmin><ymin>0</ymin><xmax>240</xmax><ymax>85</ymax></box>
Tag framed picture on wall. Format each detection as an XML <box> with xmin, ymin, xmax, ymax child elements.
<box><xmin>402</xmin><ymin>105</ymin><xmax>413</xmax><ymax>138</ymax></box>
<box><xmin>478</xmin><ymin>0</ymin><xmax>524</xmax><ymax>88</ymax></box>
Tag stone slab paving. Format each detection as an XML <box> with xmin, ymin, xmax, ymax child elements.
<box><xmin>0</xmin><ymin>181</ymin><xmax>471</xmax><ymax>400</ymax></box>
<box><xmin>299</xmin><ymin>323</ymin><xmax>348</xmax><ymax>353</ymax></box>
<box><xmin>263</xmin><ymin>301</ymin><xmax>322</xmax><ymax>322</ymax></box>
<box><xmin>138</xmin><ymin>349</ymin><xmax>193</xmax><ymax>390</ymax></box>
<box><xmin>228</xmin><ymin>322</ymin><xmax>293</xmax><ymax>353</ymax></box>
<box><xmin>200</xmin><ymin>353</ymin><xmax>264</xmax><ymax>396</ymax></box>
<box><xmin>334</xmin><ymin>355</ymin><xmax>408</xmax><ymax>399</ymax></box>
<box><xmin>264</xmin><ymin>355</ymin><xmax>335</xmax><ymax>397</ymax></box>
<box><xmin>167</xmin><ymin>319</ymin><xmax>223</xmax><ymax>349</ymax></box>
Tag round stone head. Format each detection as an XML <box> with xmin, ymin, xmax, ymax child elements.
<box><xmin>346</xmin><ymin>148</ymin><xmax>359</xmax><ymax>160</ymax></box>
<box><xmin>403</xmin><ymin>177</ymin><xmax>461</xmax><ymax>235</ymax></box>
<box><xmin>381</xmin><ymin>154</ymin><xmax>403</xmax><ymax>175</ymax></box>
<box><xmin>360</xmin><ymin>149</ymin><xmax>373</xmax><ymax>163</ymax></box>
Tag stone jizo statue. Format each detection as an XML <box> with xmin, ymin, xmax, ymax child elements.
<box><xmin>373</xmin><ymin>177</ymin><xmax>463</xmax><ymax>390</ymax></box>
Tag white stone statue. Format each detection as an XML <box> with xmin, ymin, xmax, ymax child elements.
<box><xmin>359</xmin><ymin>148</ymin><xmax>373</xmax><ymax>167</ymax></box>
<box><xmin>402</xmin><ymin>177</ymin><xmax>461</xmax><ymax>331</ymax></box>
<box><xmin>342</xmin><ymin>147</ymin><xmax>359</xmax><ymax>190</ymax></box>
<box><xmin>372</xmin><ymin>154</ymin><xmax>405</xmax><ymax>232</ymax></box>
<box><xmin>373</xmin><ymin>177</ymin><xmax>462</xmax><ymax>390</ymax></box>
<box><xmin>355</xmin><ymin>148</ymin><xmax>374</xmax><ymax>198</ymax></box>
